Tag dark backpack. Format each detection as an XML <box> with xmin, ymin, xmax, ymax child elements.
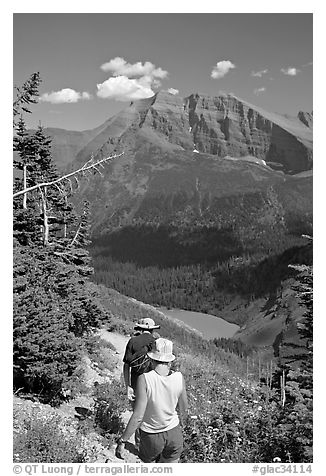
<box><xmin>129</xmin><ymin>341</ymin><xmax>155</xmax><ymax>376</ymax></box>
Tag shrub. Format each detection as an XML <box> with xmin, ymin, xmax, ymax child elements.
<box><xmin>93</xmin><ymin>381</ymin><xmax>128</xmax><ymax>439</ymax></box>
<box><xmin>87</xmin><ymin>337</ymin><xmax>118</xmax><ymax>375</ymax></box>
<box><xmin>13</xmin><ymin>412</ymin><xmax>91</xmax><ymax>463</ymax></box>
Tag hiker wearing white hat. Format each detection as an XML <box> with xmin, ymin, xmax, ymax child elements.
<box><xmin>116</xmin><ymin>338</ymin><xmax>188</xmax><ymax>463</ymax></box>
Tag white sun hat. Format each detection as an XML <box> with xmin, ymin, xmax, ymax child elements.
<box><xmin>134</xmin><ymin>317</ymin><xmax>160</xmax><ymax>330</ymax></box>
<box><xmin>147</xmin><ymin>338</ymin><xmax>176</xmax><ymax>362</ymax></box>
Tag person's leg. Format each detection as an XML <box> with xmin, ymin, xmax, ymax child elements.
<box><xmin>138</xmin><ymin>429</ymin><xmax>165</xmax><ymax>463</ymax></box>
<box><xmin>159</xmin><ymin>457</ymin><xmax>179</xmax><ymax>463</ymax></box>
<box><xmin>160</xmin><ymin>425</ymin><xmax>183</xmax><ymax>463</ymax></box>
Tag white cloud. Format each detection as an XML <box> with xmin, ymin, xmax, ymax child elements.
<box><xmin>167</xmin><ymin>88</ymin><xmax>179</xmax><ymax>95</ymax></box>
<box><xmin>251</xmin><ymin>69</ymin><xmax>268</xmax><ymax>78</ymax></box>
<box><xmin>211</xmin><ymin>60</ymin><xmax>236</xmax><ymax>79</ymax></box>
<box><xmin>281</xmin><ymin>67</ymin><xmax>300</xmax><ymax>76</ymax></box>
<box><xmin>254</xmin><ymin>87</ymin><xmax>266</xmax><ymax>95</ymax></box>
<box><xmin>96</xmin><ymin>75</ymin><xmax>154</xmax><ymax>101</ymax></box>
<box><xmin>98</xmin><ymin>57</ymin><xmax>169</xmax><ymax>101</ymax></box>
<box><xmin>100</xmin><ymin>57</ymin><xmax>168</xmax><ymax>79</ymax></box>
<box><xmin>40</xmin><ymin>88</ymin><xmax>91</xmax><ymax>104</ymax></box>
<box><xmin>81</xmin><ymin>92</ymin><xmax>91</xmax><ymax>100</ymax></box>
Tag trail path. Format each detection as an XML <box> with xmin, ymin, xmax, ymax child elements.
<box><xmin>97</xmin><ymin>330</ymin><xmax>140</xmax><ymax>463</ymax></box>
<box><xmin>99</xmin><ymin>330</ymin><xmax>128</xmax><ymax>381</ymax></box>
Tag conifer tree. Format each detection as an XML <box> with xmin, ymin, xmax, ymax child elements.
<box><xmin>13</xmin><ymin>72</ymin><xmax>41</xmax><ymax>124</ymax></box>
<box><xmin>13</xmin><ymin>73</ymin><xmax>108</xmax><ymax>402</ymax></box>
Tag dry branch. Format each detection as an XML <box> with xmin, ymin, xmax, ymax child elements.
<box><xmin>69</xmin><ymin>222</ymin><xmax>83</xmax><ymax>248</ymax></box>
<box><xmin>13</xmin><ymin>152</ymin><xmax>123</xmax><ymax>199</ymax></box>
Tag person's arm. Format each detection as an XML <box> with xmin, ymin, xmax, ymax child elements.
<box><xmin>123</xmin><ymin>340</ymin><xmax>133</xmax><ymax>396</ymax></box>
<box><xmin>177</xmin><ymin>375</ymin><xmax>188</xmax><ymax>426</ymax></box>
<box><xmin>123</xmin><ymin>362</ymin><xmax>130</xmax><ymax>389</ymax></box>
<box><xmin>123</xmin><ymin>362</ymin><xmax>135</xmax><ymax>401</ymax></box>
<box><xmin>115</xmin><ymin>374</ymin><xmax>148</xmax><ymax>458</ymax></box>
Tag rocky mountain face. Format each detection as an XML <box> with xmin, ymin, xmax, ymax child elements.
<box><xmin>47</xmin><ymin>91</ymin><xmax>313</xmax><ymax>174</ymax></box>
<box><xmin>41</xmin><ymin>91</ymin><xmax>313</xmax><ymax>261</ymax></box>
<box><xmin>50</xmin><ymin>91</ymin><xmax>311</xmax><ymax>242</ymax></box>
<box><xmin>183</xmin><ymin>93</ymin><xmax>312</xmax><ymax>173</ymax></box>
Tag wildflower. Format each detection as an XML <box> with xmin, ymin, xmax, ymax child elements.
<box><xmin>234</xmin><ymin>420</ymin><xmax>240</xmax><ymax>424</ymax></box>
<box><xmin>273</xmin><ymin>457</ymin><xmax>281</xmax><ymax>463</ymax></box>
<box><xmin>190</xmin><ymin>415</ymin><xmax>198</xmax><ymax>420</ymax></box>
<box><xmin>253</xmin><ymin>400</ymin><xmax>259</xmax><ymax>404</ymax></box>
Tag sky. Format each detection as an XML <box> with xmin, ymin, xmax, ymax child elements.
<box><xmin>13</xmin><ymin>13</ymin><xmax>313</xmax><ymax>131</ymax></box>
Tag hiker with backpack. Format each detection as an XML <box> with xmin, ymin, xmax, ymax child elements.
<box><xmin>116</xmin><ymin>338</ymin><xmax>188</xmax><ymax>463</ymax></box>
<box><xmin>123</xmin><ymin>318</ymin><xmax>160</xmax><ymax>402</ymax></box>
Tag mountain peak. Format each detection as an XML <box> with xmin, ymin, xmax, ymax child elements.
<box><xmin>46</xmin><ymin>89</ymin><xmax>313</xmax><ymax>175</ymax></box>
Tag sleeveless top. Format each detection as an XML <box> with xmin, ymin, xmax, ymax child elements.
<box><xmin>140</xmin><ymin>370</ymin><xmax>183</xmax><ymax>433</ymax></box>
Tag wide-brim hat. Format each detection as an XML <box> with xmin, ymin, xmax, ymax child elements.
<box><xmin>134</xmin><ymin>317</ymin><xmax>160</xmax><ymax>330</ymax></box>
<box><xmin>147</xmin><ymin>338</ymin><xmax>175</xmax><ymax>362</ymax></box>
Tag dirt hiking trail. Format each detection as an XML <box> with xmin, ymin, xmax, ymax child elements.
<box><xmin>98</xmin><ymin>330</ymin><xmax>140</xmax><ymax>463</ymax></box>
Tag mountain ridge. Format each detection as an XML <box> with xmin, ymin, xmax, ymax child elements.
<box><xmin>45</xmin><ymin>91</ymin><xmax>313</xmax><ymax>175</ymax></box>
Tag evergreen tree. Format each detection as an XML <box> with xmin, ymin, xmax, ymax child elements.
<box><xmin>13</xmin><ymin>73</ymin><xmax>108</xmax><ymax>402</ymax></box>
<box><xmin>13</xmin><ymin>72</ymin><xmax>41</xmax><ymax>124</ymax></box>
<box><xmin>267</xmin><ymin>259</ymin><xmax>313</xmax><ymax>462</ymax></box>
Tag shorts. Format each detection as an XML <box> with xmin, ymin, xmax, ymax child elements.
<box><xmin>138</xmin><ymin>424</ymin><xmax>183</xmax><ymax>463</ymax></box>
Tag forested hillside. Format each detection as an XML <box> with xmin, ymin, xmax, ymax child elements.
<box><xmin>91</xmin><ymin>240</ymin><xmax>311</xmax><ymax>325</ymax></box>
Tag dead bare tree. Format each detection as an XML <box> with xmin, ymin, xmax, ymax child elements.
<box><xmin>13</xmin><ymin>152</ymin><xmax>123</xmax><ymax>246</ymax></box>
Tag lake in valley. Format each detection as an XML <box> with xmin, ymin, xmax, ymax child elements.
<box><xmin>157</xmin><ymin>307</ymin><xmax>240</xmax><ymax>339</ymax></box>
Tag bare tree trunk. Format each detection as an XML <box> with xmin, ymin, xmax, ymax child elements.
<box><xmin>280</xmin><ymin>370</ymin><xmax>286</xmax><ymax>407</ymax></box>
<box><xmin>63</xmin><ymin>195</ymin><xmax>68</xmax><ymax>239</ymax></box>
<box><xmin>23</xmin><ymin>164</ymin><xmax>27</xmax><ymax>209</ymax></box>
<box><xmin>39</xmin><ymin>186</ymin><xmax>49</xmax><ymax>246</ymax></box>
